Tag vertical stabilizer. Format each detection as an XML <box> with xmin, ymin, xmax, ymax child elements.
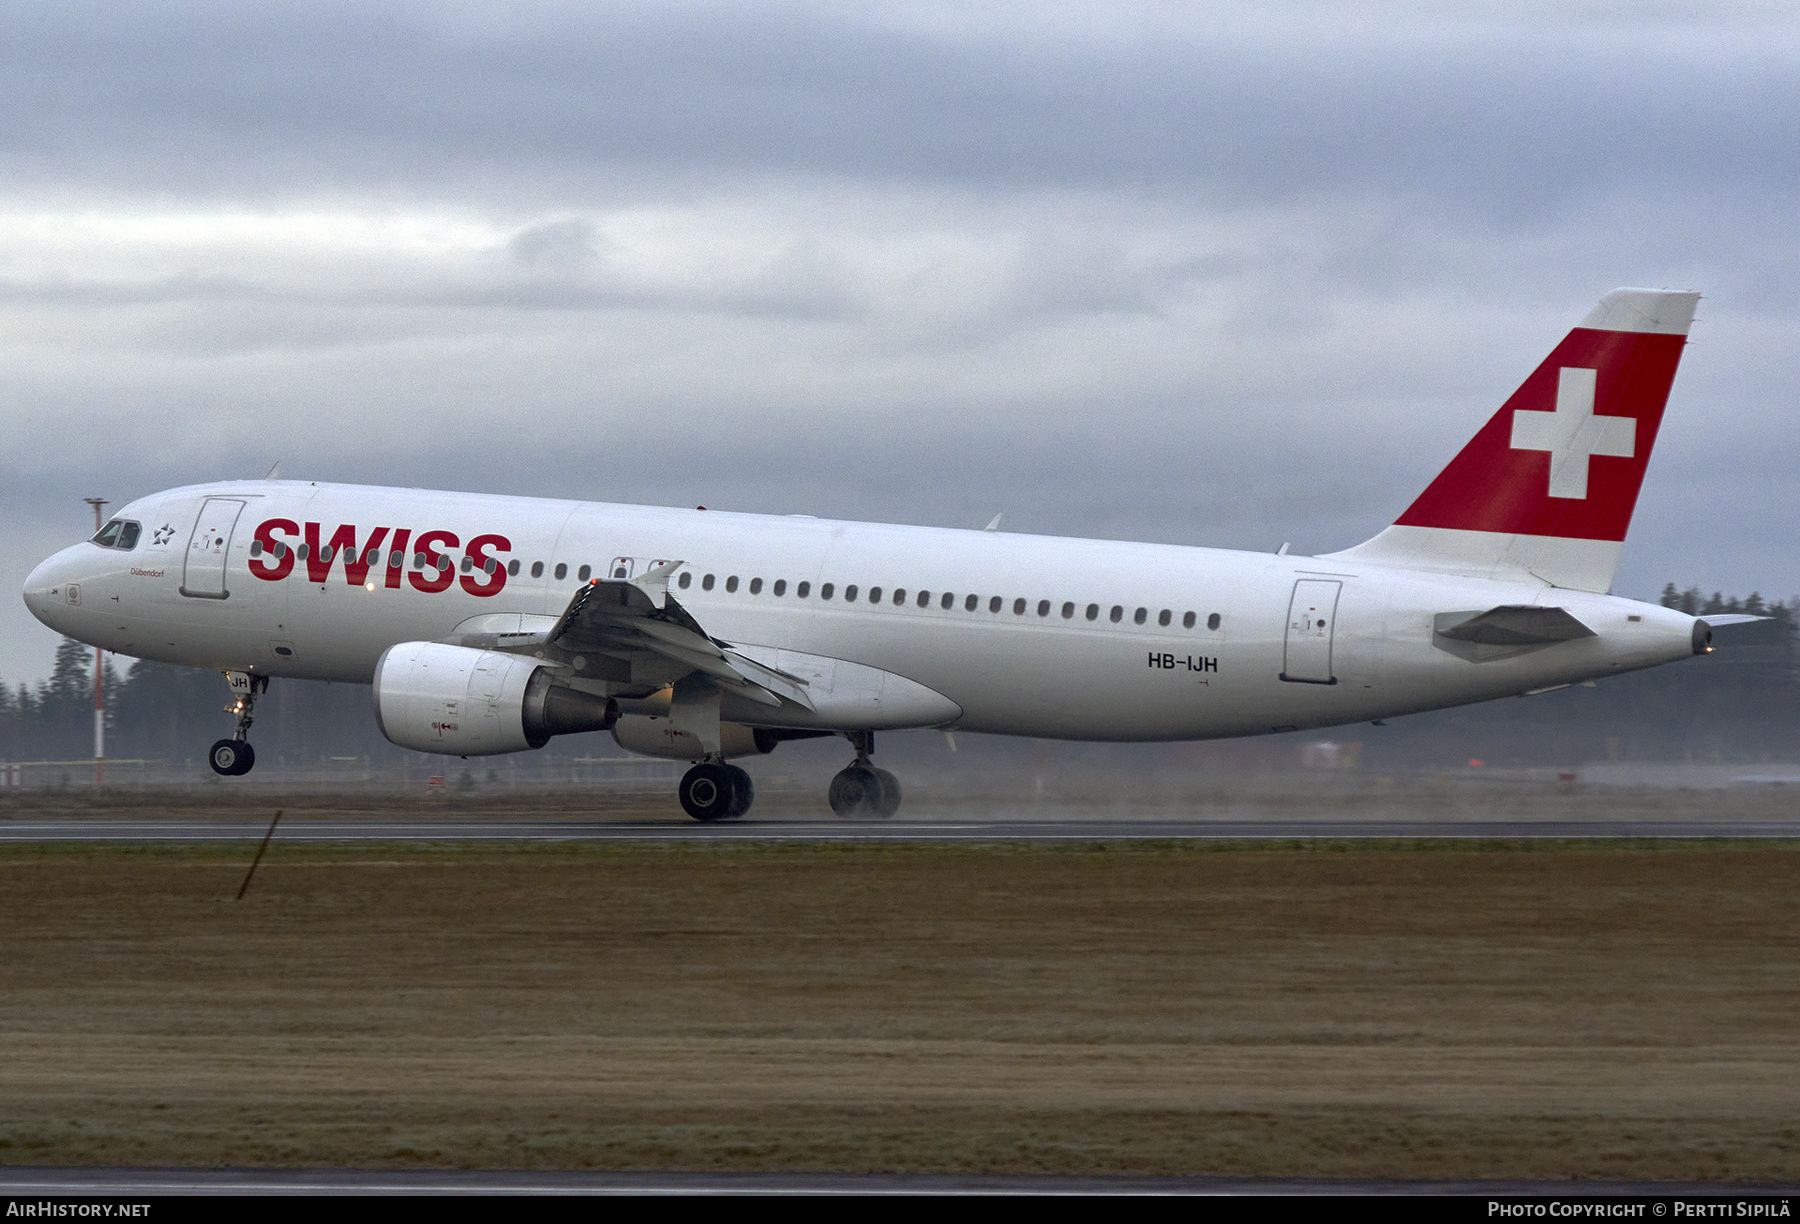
<box><xmin>1322</xmin><ymin>288</ymin><xmax>1699</xmax><ymax>592</ymax></box>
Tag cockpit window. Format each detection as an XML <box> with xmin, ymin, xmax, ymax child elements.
<box><xmin>91</xmin><ymin>519</ymin><xmax>141</xmax><ymax>550</ymax></box>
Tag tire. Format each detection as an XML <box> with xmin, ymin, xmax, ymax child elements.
<box><xmin>828</xmin><ymin>765</ymin><xmax>881</xmax><ymax>818</ymax></box>
<box><xmin>871</xmin><ymin>768</ymin><xmax>901</xmax><ymax>818</ymax></box>
<box><xmin>724</xmin><ymin>765</ymin><xmax>754</xmax><ymax>818</ymax></box>
<box><xmin>209</xmin><ymin>739</ymin><xmax>253</xmax><ymax>777</ymax></box>
<box><xmin>679</xmin><ymin>762</ymin><xmax>735</xmax><ymax>822</ymax></box>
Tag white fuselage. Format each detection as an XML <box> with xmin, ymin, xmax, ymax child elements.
<box><xmin>23</xmin><ymin>479</ymin><xmax>1698</xmax><ymax>743</ymax></box>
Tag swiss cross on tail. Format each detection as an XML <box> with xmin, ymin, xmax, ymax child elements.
<box><xmin>1326</xmin><ymin>288</ymin><xmax>1700</xmax><ymax>592</ymax></box>
<box><xmin>1509</xmin><ymin>367</ymin><xmax>1635</xmax><ymax>500</ymax></box>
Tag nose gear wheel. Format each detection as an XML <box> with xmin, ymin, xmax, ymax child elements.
<box><xmin>208</xmin><ymin>671</ymin><xmax>268</xmax><ymax>777</ymax></box>
<box><xmin>209</xmin><ymin>739</ymin><xmax>254</xmax><ymax>776</ymax></box>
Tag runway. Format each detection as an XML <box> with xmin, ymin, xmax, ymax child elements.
<box><xmin>1</xmin><ymin>1166</ymin><xmax>1795</xmax><ymax>1196</ymax></box>
<box><xmin>1</xmin><ymin>817</ymin><xmax>1797</xmax><ymax>842</ymax></box>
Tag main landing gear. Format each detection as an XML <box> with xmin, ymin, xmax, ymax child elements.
<box><xmin>209</xmin><ymin>671</ymin><xmax>267</xmax><ymax>777</ymax></box>
<box><xmin>674</xmin><ymin>731</ymin><xmax>904</xmax><ymax>821</ymax></box>
<box><xmin>678</xmin><ymin>760</ymin><xmax>755</xmax><ymax>821</ymax></box>
<box><xmin>829</xmin><ymin>731</ymin><xmax>900</xmax><ymax>819</ymax></box>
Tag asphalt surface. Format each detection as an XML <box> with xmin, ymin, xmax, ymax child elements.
<box><xmin>0</xmin><ymin>1167</ymin><xmax>1795</xmax><ymax>1196</ymax></box>
<box><xmin>1</xmin><ymin>817</ymin><xmax>1798</xmax><ymax>842</ymax></box>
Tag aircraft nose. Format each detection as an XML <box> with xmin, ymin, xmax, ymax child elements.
<box><xmin>22</xmin><ymin>549</ymin><xmax>75</xmax><ymax>628</ymax></box>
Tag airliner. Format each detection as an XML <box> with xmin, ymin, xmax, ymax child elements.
<box><xmin>23</xmin><ymin>289</ymin><xmax>1738</xmax><ymax>819</ymax></box>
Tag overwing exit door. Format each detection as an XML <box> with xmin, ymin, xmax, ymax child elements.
<box><xmin>179</xmin><ymin>497</ymin><xmax>246</xmax><ymax>599</ymax></box>
<box><xmin>1281</xmin><ymin>579</ymin><xmax>1341</xmax><ymax>684</ymax></box>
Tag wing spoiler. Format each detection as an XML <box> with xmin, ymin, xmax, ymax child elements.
<box><xmin>545</xmin><ymin>563</ymin><xmax>814</xmax><ymax>710</ymax></box>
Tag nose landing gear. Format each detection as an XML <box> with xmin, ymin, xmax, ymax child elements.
<box><xmin>209</xmin><ymin>671</ymin><xmax>267</xmax><ymax>777</ymax></box>
<box><xmin>829</xmin><ymin>731</ymin><xmax>900</xmax><ymax>819</ymax></box>
<box><xmin>209</xmin><ymin>738</ymin><xmax>254</xmax><ymax>776</ymax></box>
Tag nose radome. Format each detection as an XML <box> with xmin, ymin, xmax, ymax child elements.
<box><xmin>22</xmin><ymin>549</ymin><xmax>76</xmax><ymax>627</ymax></box>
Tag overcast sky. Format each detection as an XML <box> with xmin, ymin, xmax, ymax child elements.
<box><xmin>4</xmin><ymin>0</ymin><xmax>1798</xmax><ymax>687</ymax></box>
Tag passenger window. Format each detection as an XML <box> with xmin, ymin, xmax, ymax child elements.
<box><xmin>1014</xmin><ymin>598</ymin><xmax>1026</xmax><ymax>615</ymax></box>
<box><xmin>773</xmin><ymin>579</ymin><xmax>786</xmax><ymax>596</ymax></box>
<box><xmin>1110</xmin><ymin>606</ymin><xmax>1123</xmax><ymax>623</ymax></box>
<box><xmin>532</xmin><ymin>561</ymin><xmax>544</xmax><ymax>578</ymax></box>
<box><xmin>299</xmin><ymin>544</ymin><xmax>311</xmax><ymax>560</ymax></box>
<box><xmin>987</xmin><ymin>596</ymin><xmax>999</xmax><ymax>613</ymax></box>
<box><xmin>797</xmin><ymin>581</ymin><xmax>811</xmax><ymax>598</ymax></box>
<box><xmin>919</xmin><ymin>591</ymin><xmax>932</xmax><ymax>608</ymax></box>
<box><xmin>438</xmin><ymin>556</ymin><xmax>451</xmax><ymax>573</ymax></box>
<box><xmin>678</xmin><ymin>571</ymin><xmax>691</xmax><ymax>589</ymax></box>
<box><xmin>844</xmin><ymin>585</ymin><xmax>858</xmax><ymax>601</ymax></box>
<box><xmin>555</xmin><ymin>561</ymin><xmax>568</xmax><ymax>580</ymax></box>
<box><xmin>702</xmin><ymin>573</ymin><xmax>715</xmax><ymax>590</ymax></box>
<box><xmin>1208</xmin><ymin>612</ymin><xmax>1222</xmax><ymax>630</ymax></box>
<box><xmin>1037</xmin><ymin>600</ymin><xmax>1050</xmax><ymax>617</ymax></box>
<box><xmin>250</xmin><ymin>540</ymin><xmax>263</xmax><ymax>557</ymax></box>
<box><xmin>893</xmin><ymin>589</ymin><xmax>906</xmax><ymax>605</ymax></box>
<box><xmin>749</xmin><ymin>577</ymin><xmax>763</xmax><ymax>594</ymax></box>
<box><xmin>1183</xmin><ymin>611</ymin><xmax>1196</xmax><ymax>629</ymax></box>
<box><xmin>822</xmin><ymin>583</ymin><xmax>835</xmax><ymax>600</ymax></box>
<box><xmin>1085</xmin><ymin>604</ymin><xmax>1099</xmax><ymax>621</ymax></box>
<box><xmin>1133</xmin><ymin>607</ymin><xmax>1146</xmax><ymax>625</ymax></box>
<box><xmin>869</xmin><ymin>587</ymin><xmax>882</xmax><ymax>603</ymax></box>
<box><xmin>726</xmin><ymin>576</ymin><xmax>739</xmax><ymax>592</ymax></box>
<box><xmin>1158</xmin><ymin>609</ymin><xmax>1171</xmax><ymax>627</ymax></box>
<box><xmin>941</xmin><ymin>592</ymin><xmax>954</xmax><ymax>610</ymax></box>
<box><xmin>1061</xmin><ymin>602</ymin><xmax>1075</xmax><ymax>619</ymax></box>
<box><xmin>507</xmin><ymin>559</ymin><xmax>521</xmax><ymax>576</ymax></box>
<box><xmin>461</xmin><ymin>556</ymin><xmax>473</xmax><ymax>573</ymax></box>
<box><xmin>578</xmin><ymin>564</ymin><xmax>592</xmax><ymax>581</ymax></box>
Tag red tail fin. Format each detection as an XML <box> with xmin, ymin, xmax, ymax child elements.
<box><xmin>1326</xmin><ymin>288</ymin><xmax>1699</xmax><ymax>592</ymax></box>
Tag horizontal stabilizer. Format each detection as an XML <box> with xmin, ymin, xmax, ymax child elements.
<box><xmin>1433</xmin><ymin>605</ymin><xmax>1596</xmax><ymax>646</ymax></box>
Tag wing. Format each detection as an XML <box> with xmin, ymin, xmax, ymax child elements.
<box><xmin>544</xmin><ymin>561</ymin><xmax>813</xmax><ymax>710</ymax></box>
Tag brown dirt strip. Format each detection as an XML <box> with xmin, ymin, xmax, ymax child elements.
<box><xmin>1</xmin><ymin>841</ymin><xmax>1798</xmax><ymax>1178</ymax></box>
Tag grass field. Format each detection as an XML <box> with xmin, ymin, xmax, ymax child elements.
<box><xmin>2</xmin><ymin>835</ymin><xmax>1799</xmax><ymax>1178</ymax></box>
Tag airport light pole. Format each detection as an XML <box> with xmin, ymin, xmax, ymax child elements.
<box><xmin>83</xmin><ymin>498</ymin><xmax>107</xmax><ymax>787</ymax></box>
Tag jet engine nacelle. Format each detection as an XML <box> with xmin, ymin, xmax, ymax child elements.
<box><xmin>372</xmin><ymin>640</ymin><xmax>616</xmax><ymax>756</ymax></box>
<box><xmin>610</xmin><ymin>714</ymin><xmax>778</xmax><ymax>761</ymax></box>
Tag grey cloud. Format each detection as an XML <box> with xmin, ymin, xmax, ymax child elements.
<box><xmin>1</xmin><ymin>2</ymin><xmax>1796</xmax><ymax>215</ymax></box>
<box><xmin>509</xmin><ymin>218</ymin><xmax>603</xmax><ymax>270</ymax></box>
<box><xmin>4</xmin><ymin>2</ymin><xmax>1799</xmax><ymax>685</ymax></box>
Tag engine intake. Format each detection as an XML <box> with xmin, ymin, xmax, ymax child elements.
<box><xmin>373</xmin><ymin>641</ymin><xmax>616</xmax><ymax>755</ymax></box>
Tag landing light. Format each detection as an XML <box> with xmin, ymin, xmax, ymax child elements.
<box><xmin>365</xmin><ymin>581</ymin><xmax>376</xmax><ymax>592</ymax></box>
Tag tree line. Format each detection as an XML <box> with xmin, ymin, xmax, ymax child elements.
<box><xmin>1</xmin><ymin>641</ymin><xmax>440</xmax><ymax>768</ymax></box>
